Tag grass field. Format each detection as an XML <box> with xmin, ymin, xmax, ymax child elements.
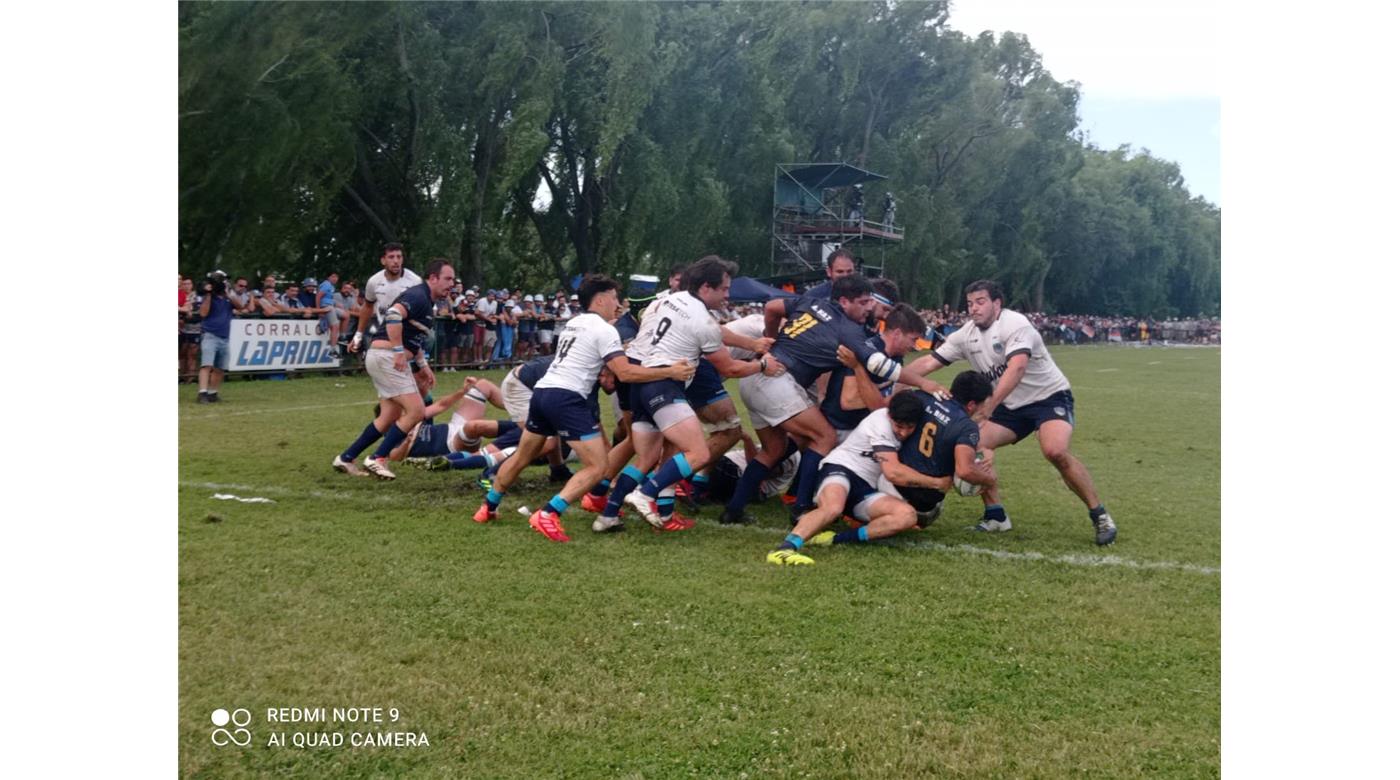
<box><xmin>178</xmin><ymin>344</ymin><xmax>1220</xmax><ymax>778</ymax></box>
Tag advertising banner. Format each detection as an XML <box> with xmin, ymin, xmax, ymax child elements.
<box><xmin>228</xmin><ymin>318</ymin><xmax>342</xmax><ymax>372</ymax></box>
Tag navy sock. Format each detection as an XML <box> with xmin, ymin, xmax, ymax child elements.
<box><xmin>794</xmin><ymin>448</ymin><xmax>823</xmax><ymax>510</ymax></box>
<box><xmin>777</xmin><ymin>532</ymin><xmax>804</xmax><ymax>552</ymax></box>
<box><xmin>833</xmin><ymin>526</ymin><xmax>869</xmax><ymax>545</ymax></box>
<box><xmin>726</xmin><ymin>459</ymin><xmax>772</xmax><ymax>513</ymax></box>
<box><xmin>372</xmin><ymin>423</ymin><xmax>411</xmax><ymax>459</ymax></box>
<box><xmin>604</xmin><ymin>465</ymin><xmax>645</xmax><ymax>517</ymax></box>
<box><xmin>641</xmin><ymin>454</ymin><xmax>694</xmax><ymax>499</ymax></box>
<box><xmin>690</xmin><ymin>473</ymin><xmax>710</xmax><ymax>499</ymax></box>
<box><xmin>984</xmin><ymin>503</ymin><xmax>1007</xmax><ymax>521</ymax></box>
<box><xmin>341</xmin><ymin>422</ymin><xmax>384</xmax><ymax>462</ymax></box>
<box><xmin>1090</xmin><ymin>504</ymin><xmax>1107</xmax><ymax>519</ymax></box>
<box><xmin>656</xmin><ymin>495</ymin><xmax>675</xmax><ymax>520</ymax></box>
<box><xmin>495</xmin><ymin>420</ymin><xmax>519</xmax><ymax>436</ymax></box>
<box><xmin>485</xmin><ymin>489</ymin><xmax>504</xmax><ymax>511</ymax></box>
<box><xmin>588</xmin><ymin>478</ymin><xmax>612</xmax><ymax>498</ymax></box>
<box><xmin>451</xmin><ymin>453</ymin><xmax>491</xmax><ymax>470</ymax></box>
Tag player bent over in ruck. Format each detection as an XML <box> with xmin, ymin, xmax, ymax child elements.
<box><xmin>767</xmin><ymin>378</ymin><xmax>998</xmax><ymax>566</ymax></box>
<box><xmin>471</xmin><ymin>275</ymin><xmax>694</xmax><ymax>542</ymax></box>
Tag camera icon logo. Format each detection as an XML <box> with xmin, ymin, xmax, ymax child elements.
<box><xmin>210</xmin><ymin>708</ymin><xmax>252</xmax><ymax>747</ymax></box>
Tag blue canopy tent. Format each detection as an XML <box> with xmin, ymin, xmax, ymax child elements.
<box><xmin>728</xmin><ymin>276</ymin><xmax>794</xmax><ymax>303</ymax></box>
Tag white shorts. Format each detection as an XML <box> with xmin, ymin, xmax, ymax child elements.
<box><xmin>738</xmin><ymin>371</ymin><xmax>815</xmax><ymax>429</ymax></box>
<box><xmin>366</xmin><ymin>349</ymin><xmax>418</xmax><ymax>399</ymax></box>
<box><xmin>447</xmin><ymin>412</ymin><xmax>469</xmax><ymax>453</ymax></box>
<box><xmin>500</xmin><ymin>369</ymin><xmax>533</xmax><ymax>423</ymax></box>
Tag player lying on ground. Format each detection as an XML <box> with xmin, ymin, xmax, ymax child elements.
<box><xmin>767</xmin><ymin>376</ymin><xmax>999</xmax><ymax>566</ymax></box>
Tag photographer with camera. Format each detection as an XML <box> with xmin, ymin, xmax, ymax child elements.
<box><xmin>197</xmin><ymin>271</ymin><xmax>234</xmax><ymax>403</ymax></box>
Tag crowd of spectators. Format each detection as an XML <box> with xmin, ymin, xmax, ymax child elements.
<box><xmin>178</xmin><ymin>271</ymin><xmax>1221</xmax><ymax>384</ymax></box>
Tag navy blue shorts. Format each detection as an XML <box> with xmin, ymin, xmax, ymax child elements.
<box><xmin>525</xmin><ymin>387</ymin><xmax>602</xmax><ymax>441</ymax></box>
<box><xmin>615</xmin><ymin>357</ymin><xmax>642</xmax><ymax>414</ymax></box>
<box><xmin>989</xmin><ymin>389</ymin><xmax>1075</xmax><ymax>443</ymax></box>
<box><xmin>494</xmin><ymin>423</ymin><xmax>523</xmax><ymax>450</ymax></box>
<box><xmin>684</xmin><ymin>358</ymin><xmax>729</xmax><ymax>407</ymax></box>
<box><xmin>631</xmin><ymin>377</ymin><xmax>691</xmax><ymax>428</ymax></box>
<box><xmin>408</xmin><ymin>423</ymin><xmax>452</xmax><ymax>458</ymax></box>
<box><xmin>817</xmin><ymin>463</ymin><xmax>877</xmax><ymax>516</ymax></box>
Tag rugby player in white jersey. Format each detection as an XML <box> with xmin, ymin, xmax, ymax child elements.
<box><xmin>917</xmin><ymin>279</ymin><xmax>1117</xmax><ymax>545</ymax></box>
<box><xmin>765</xmin><ymin>392</ymin><xmax>954</xmax><ymax>566</ymax></box>
<box><xmin>471</xmin><ymin>275</ymin><xmax>695</xmax><ymax>542</ymax></box>
<box><xmin>351</xmin><ymin>242</ymin><xmax>428</xmax><ymax>386</ymax></box>
<box><xmin>592</xmin><ymin>257</ymin><xmax>783</xmax><ymax>532</ymax></box>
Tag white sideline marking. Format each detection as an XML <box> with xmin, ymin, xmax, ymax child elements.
<box><xmin>1095</xmin><ymin>368</ymin><xmax>1120</xmax><ymax>372</ymax></box>
<box><xmin>212</xmin><ymin>493</ymin><xmax>276</xmax><ymax>504</ymax></box>
<box><xmin>179</xmin><ymin>481</ymin><xmax>1219</xmax><ymax>575</ymax></box>
<box><xmin>183</xmin><ymin>401</ymin><xmax>368</xmax><ymax>419</ymax></box>
<box><xmin>1147</xmin><ymin>361</ymin><xmax>1162</xmax><ymax>365</ymax></box>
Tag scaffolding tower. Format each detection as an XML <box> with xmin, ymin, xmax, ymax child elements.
<box><xmin>770</xmin><ymin>163</ymin><xmax>903</xmax><ymax>281</ymax></box>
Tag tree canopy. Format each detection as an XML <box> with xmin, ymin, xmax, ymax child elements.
<box><xmin>179</xmin><ymin>0</ymin><xmax>1220</xmax><ymax>317</ymax></box>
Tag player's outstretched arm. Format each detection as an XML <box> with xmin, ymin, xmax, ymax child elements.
<box><xmin>892</xmin><ymin>364</ymin><xmax>950</xmax><ymax>400</ymax></box>
<box><xmin>875</xmin><ymin>451</ymin><xmax>952</xmax><ymax>491</ymax></box>
<box><xmin>973</xmin><ymin>353</ymin><xmax>1028</xmax><ymax>422</ymax></box>
<box><xmin>721</xmin><ymin>325</ymin><xmax>774</xmax><ymax>356</ymax></box>
<box><xmin>606</xmin><ymin>356</ymin><xmax>696</xmax><ymax>385</ymax></box>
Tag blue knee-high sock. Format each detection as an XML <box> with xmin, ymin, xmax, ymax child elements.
<box><xmin>793</xmin><ymin>448</ymin><xmax>823</xmax><ymax>509</ymax></box>
<box><xmin>833</xmin><ymin>526</ymin><xmax>870</xmax><ymax>545</ymax></box>
<box><xmin>603</xmin><ymin>465</ymin><xmax>645</xmax><ymax>517</ymax></box>
<box><xmin>450</xmin><ymin>453</ymin><xmax>493</xmax><ymax>470</ymax></box>
<box><xmin>341</xmin><ymin>422</ymin><xmax>384</xmax><ymax>462</ymax></box>
<box><xmin>641</xmin><ymin>454</ymin><xmax>693</xmax><ymax>499</ymax></box>
<box><xmin>726</xmin><ymin>459</ymin><xmax>772</xmax><ymax>513</ymax></box>
<box><xmin>371</xmin><ymin>423</ymin><xmax>411</xmax><ymax>459</ymax></box>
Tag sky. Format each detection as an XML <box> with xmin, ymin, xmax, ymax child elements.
<box><xmin>947</xmin><ymin>0</ymin><xmax>1220</xmax><ymax>206</ymax></box>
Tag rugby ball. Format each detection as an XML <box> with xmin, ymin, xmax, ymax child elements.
<box><xmin>952</xmin><ymin>475</ymin><xmax>983</xmax><ymax>497</ymax></box>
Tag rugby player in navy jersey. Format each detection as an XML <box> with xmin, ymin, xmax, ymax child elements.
<box><xmin>591</xmin><ymin>256</ymin><xmax>782</xmax><ymax>533</ymax></box>
<box><xmin>767</xmin><ymin>377</ymin><xmax>998</xmax><ymax>565</ymax></box>
<box><xmin>332</xmin><ymin>260</ymin><xmax>457</xmax><ymax>480</ymax></box>
<box><xmin>919</xmin><ymin>279</ymin><xmax>1116</xmax><ymax>544</ymax></box>
<box><xmin>820</xmin><ymin>303</ymin><xmax>927</xmax><ymax>441</ymax></box>
<box><xmin>801</xmin><ymin>247</ymin><xmax>857</xmax><ymax>300</ymax></box>
<box><xmin>720</xmin><ymin>274</ymin><xmax>951</xmax><ymax>525</ymax></box>
<box><xmin>472</xmin><ymin>275</ymin><xmax>695</xmax><ymax>542</ymax></box>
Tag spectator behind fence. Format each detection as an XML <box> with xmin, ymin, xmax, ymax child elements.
<box><xmin>229</xmin><ymin>276</ymin><xmax>255</xmax><ymax>314</ymax></box>
<box><xmin>336</xmin><ymin>279</ymin><xmax>359</xmax><ymax>337</ymax></box>
<box><xmin>474</xmin><ymin>289</ymin><xmax>498</xmax><ymax>364</ymax></box>
<box><xmin>256</xmin><ymin>282</ymin><xmax>284</xmax><ymax>317</ymax></box>
<box><xmin>490</xmin><ymin>289</ymin><xmax>515</xmax><ymax>362</ymax></box>
<box><xmin>317</xmin><ymin>272</ymin><xmax>342</xmax><ymax>351</ymax></box>
<box><xmin>282</xmin><ymin>283</ymin><xmax>310</xmax><ymax>315</ymax></box>
<box><xmin>197</xmin><ymin>272</ymin><xmax>234</xmax><ymax>403</ymax></box>
<box><xmin>179</xmin><ymin>277</ymin><xmax>201</xmax><ymax>381</ymax></box>
<box><xmin>517</xmin><ymin>295</ymin><xmax>537</xmax><ymax>360</ymax></box>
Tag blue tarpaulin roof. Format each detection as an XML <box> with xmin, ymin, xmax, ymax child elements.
<box><xmin>728</xmin><ymin>276</ymin><xmax>794</xmax><ymax>303</ymax></box>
